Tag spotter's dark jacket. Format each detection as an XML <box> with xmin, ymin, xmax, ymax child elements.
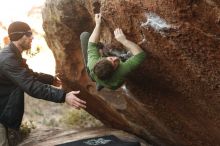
<box><xmin>0</xmin><ymin>43</ymin><xmax>65</xmax><ymax>130</ymax></box>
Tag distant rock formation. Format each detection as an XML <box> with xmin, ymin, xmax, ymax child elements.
<box><xmin>42</xmin><ymin>0</ymin><xmax>220</xmax><ymax>145</ymax></box>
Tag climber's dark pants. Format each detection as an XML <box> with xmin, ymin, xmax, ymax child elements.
<box><xmin>80</xmin><ymin>32</ymin><xmax>91</xmax><ymax>75</ymax></box>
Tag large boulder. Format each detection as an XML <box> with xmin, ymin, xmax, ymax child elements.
<box><xmin>42</xmin><ymin>0</ymin><xmax>220</xmax><ymax>145</ymax></box>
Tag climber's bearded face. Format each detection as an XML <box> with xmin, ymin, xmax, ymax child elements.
<box><xmin>106</xmin><ymin>56</ymin><xmax>120</xmax><ymax>70</ymax></box>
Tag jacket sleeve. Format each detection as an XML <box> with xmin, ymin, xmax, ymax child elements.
<box><xmin>32</xmin><ymin>72</ymin><xmax>54</xmax><ymax>85</ymax></box>
<box><xmin>21</xmin><ymin>59</ymin><xmax>55</xmax><ymax>84</ymax></box>
<box><xmin>28</xmin><ymin>67</ymin><xmax>54</xmax><ymax>85</ymax></box>
<box><xmin>0</xmin><ymin>56</ymin><xmax>65</xmax><ymax>103</ymax></box>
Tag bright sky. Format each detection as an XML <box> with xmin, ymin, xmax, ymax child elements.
<box><xmin>0</xmin><ymin>0</ymin><xmax>45</xmax><ymax>24</ymax></box>
<box><xmin>0</xmin><ymin>0</ymin><xmax>56</xmax><ymax>75</ymax></box>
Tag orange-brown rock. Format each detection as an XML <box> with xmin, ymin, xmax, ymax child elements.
<box><xmin>42</xmin><ymin>0</ymin><xmax>220</xmax><ymax>145</ymax></box>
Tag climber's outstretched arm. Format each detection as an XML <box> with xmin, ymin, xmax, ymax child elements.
<box><xmin>89</xmin><ymin>13</ymin><xmax>102</xmax><ymax>43</ymax></box>
<box><xmin>114</xmin><ymin>28</ymin><xmax>143</xmax><ymax>55</ymax></box>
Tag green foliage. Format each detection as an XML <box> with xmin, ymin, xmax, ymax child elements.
<box><xmin>61</xmin><ymin>109</ymin><xmax>103</xmax><ymax>129</ymax></box>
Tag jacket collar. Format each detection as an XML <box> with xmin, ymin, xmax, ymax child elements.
<box><xmin>9</xmin><ymin>42</ymin><xmax>22</xmax><ymax>60</ymax></box>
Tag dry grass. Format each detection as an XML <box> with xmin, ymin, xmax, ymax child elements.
<box><xmin>23</xmin><ymin>94</ymin><xmax>102</xmax><ymax>129</ymax></box>
<box><xmin>61</xmin><ymin>109</ymin><xmax>103</xmax><ymax>129</ymax></box>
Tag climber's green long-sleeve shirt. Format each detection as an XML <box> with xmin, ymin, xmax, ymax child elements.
<box><xmin>87</xmin><ymin>42</ymin><xmax>146</xmax><ymax>90</ymax></box>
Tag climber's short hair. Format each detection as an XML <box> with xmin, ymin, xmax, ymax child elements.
<box><xmin>93</xmin><ymin>58</ymin><xmax>114</xmax><ymax>80</ymax></box>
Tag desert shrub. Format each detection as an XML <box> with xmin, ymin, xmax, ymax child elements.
<box><xmin>20</xmin><ymin>120</ymin><xmax>36</xmax><ymax>136</ymax></box>
<box><xmin>8</xmin><ymin>120</ymin><xmax>36</xmax><ymax>145</ymax></box>
<box><xmin>61</xmin><ymin>109</ymin><xmax>103</xmax><ymax>128</ymax></box>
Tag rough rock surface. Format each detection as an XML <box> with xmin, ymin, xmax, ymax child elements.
<box><xmin>42</xmin><ymin>0</ymin><xmax>220</xmax><ymax>146</ymax></box>
<box><xmin>19</xmin><ymin>127</ymin><xmax>148</xmax><ymax>146</ymax></box>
